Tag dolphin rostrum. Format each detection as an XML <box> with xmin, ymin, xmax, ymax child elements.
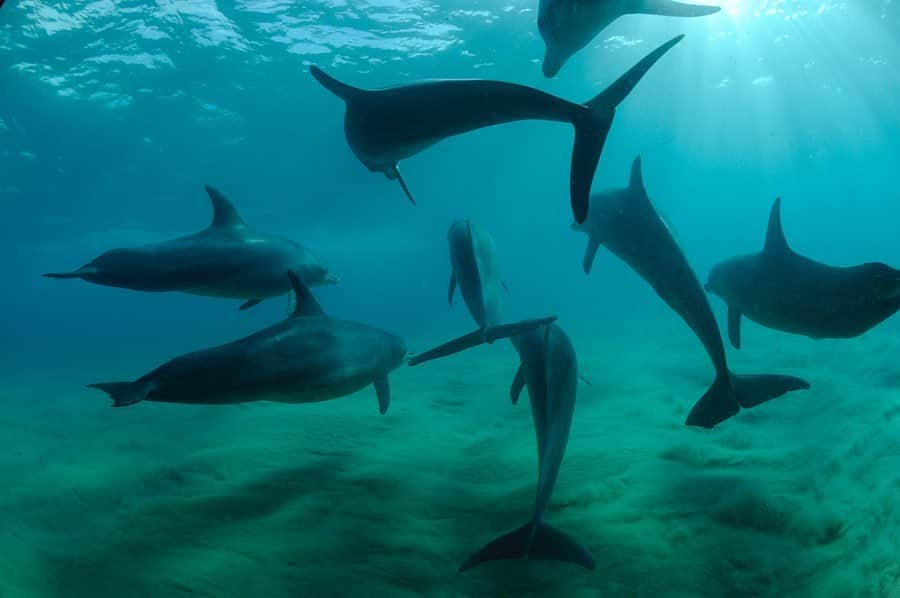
<box><xmin>539</xmin><ymin>0</ymin><xmax>719</xmax><ymax>77</ymax></box>
<box><xmin>706</xmin><ymin>197</ymin><xmax>900</xmax><ymax>347</ymax></box>
<box><xmin>88</xmin><ymin>273</ymin><xmax>406</xmax><ymax>412</ymax></box>
<box><xmin>45</xmin><ymin>186</ymin><xmax>337</xmax><ymax>309</ymax></box>
<box><xmin>573</xmin><ymin>157</ymin><xmax>809</xmax><ymax>428</ymax></box>
<box><xmin>310</xmin><ymin>35</ymin><xmax>684</xmax><ymax>224</ymax></box>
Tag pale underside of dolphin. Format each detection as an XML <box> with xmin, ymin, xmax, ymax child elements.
<box><xmin>538</xmin><ymin>0</ymin><xmax>720</xmax><ymax>77</ymax></box>
<box><xmin>44</xmin><ymin>186</ymin><xmax>337</xmax><ymax>309</ymax></box>
<box><xmin>89</xmin><ymin>273</ymin><xmax>406</xmax><ymax>413</ymax></box>
<box><xmin>310</xmin><ymin>34</ymin><xmax>684</xmax><ymax>224</ymax></box>
<box><xmin>573</xmin><ymin>157</ymin><xmax>809</xmax><ymax>428</ymax></box>
<box><xmin>706</xmin><ymin>198</ymin><xmax>900</xmax><ymax>347</ymax></box>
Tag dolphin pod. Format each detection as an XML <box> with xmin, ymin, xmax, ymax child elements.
<box><xmin>706</xmin><ymin>198</ymin><xmax>900</xmax><ymax>347</ymax></box>
<box><xmin>573</xmin><ymin>158</ymin><xmax>809</xmax><ymax>428</ymax></box>
<box><xmin>310</xmin><ymin>34</ymin><xmax>684</xmax><ymax>224</ymax></box>
<box><xmin>538</xmin><ymin>0</ymin><xmax>720</xmax><ymax>77</ymax></box>
<box><xmin>45</xmin><ymin>186</ymin><xmax>337</xmax><ymax>310</ymax></box>
<box><xmin>89</xmin><ymin>273</ymin><xmax>406</xmax><ymax>412</ymax></box>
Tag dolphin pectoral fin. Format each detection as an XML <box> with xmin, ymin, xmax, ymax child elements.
<box><xmin>579</xmin><ymin>372</ymin><xmax>593</xmax><ymax>387</ymax></box>
<box><xmin>510</xmin><ymin>366</ymin><xmax>525</xmax><ymax>405</ymax></box>
<box><xmin>731</xmin><ymin>373</ymin><xmax>810</xmax><ymax>409</ymax></box>
<box><xmin>87</xmin><ymin>380</ymin><xmax>155</xmax><ymax>407</ymax></box>
<box><xmin>459</xmin><ymin>521</ymin><xmax>595</xmax><ymax>572</ymax></box>
<box><xmin>44</xmin><ymin>266</ymin><xmax>96</xmax><ymax>279</ymax></box>
<box><xmin>448</xmin><ymin>271</ymin><xmax>457</xmax><ymax>306</ymax></box>
<box><xmin>390</xmin><ymin>165</ymin><xmax>417</xmax><ymax>206</ymax></box>
<box><xmin>239</xmin><ymin>299</ymin><xmax>263</xmax><ymax>310</ymax></box>
<box><xmin>727</xmin><ymin>306</ymin><xmax>742</xmax><ymax>349</ymax></box>
<box><xmin>632</xmin><ymin>0</ymin><xmax>721</xmax><ymax>18</ymax></box>
<box><xmin>374</xmin><ymin>377</ymin><xmax>390</xmax><ymax>414</ymax></box>
<box><xmin>583</xmin><ymin>238</ymin><xmax>601</xmax><ymax>274</ymax></box>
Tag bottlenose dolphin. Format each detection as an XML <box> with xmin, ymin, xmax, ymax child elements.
<box><xmin>573</xmin><ymin>158</ymin><xmax>809</xmax><ymax>428</ymax></box>
<box><xmin>45</xmin><ymin>186</ymin><xmax>337</xmax><ymax>310</ymax></box>
<box><xmin>706</xmin><ymin>198</ymin><xmax>900</xmax><ymax>347</ymax></box>
<box><xmin>539</xmin><ymin>0</ymin><xmax>719</xmax><ymax>77</ymax></box>
<box><xmin>310</xmin><ymin>35</ymin><xmax>683</xmax><ymax>224</ymax></box>
<box><xmin>89</xmin><ymin>273</ymin><xmax>405</xmax><ymax>412</ymax></box>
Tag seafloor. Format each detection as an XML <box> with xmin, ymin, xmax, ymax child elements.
<box><xmin>2</xmin><ymin>318</ymin><xmax>899</xmax><ymax>597</ymax></box>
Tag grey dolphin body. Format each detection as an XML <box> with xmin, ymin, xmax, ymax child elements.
<box><xmin>45</xmin><ymin>187</ymin><xmax>337</xmax><ymax>309</ymax></box>
<box><xmin>310</xmin><ymin>35</ymin><xmax>683</xmax><ymax>224</ymax></box>
<box><xmin>538</xmin><ymin>0</ymin><xmax>719</xmax><ymax>77</ymax></box>
<box><xmin>573</xmin><ymin>158</ymin><xmax>809</xmax><ymax>428</ymax></box>
<box><xmin>89</xmin><ymin>273</ymin><xmax>405</xmax><ymax>413</ymax></box>
<box><xmin>706</xmin><ymin>198</ymin><xmax>900</xmax><ymax>347</ymax></box>
<box><xmin>448</xmin><ymin>219</ymin><xmax>504</xmax><ymax>331</ymax></box>
<box><xmin>459</xmin><ymin>323</ymin><xmax>593</xmax><ymax>571</ymax></box>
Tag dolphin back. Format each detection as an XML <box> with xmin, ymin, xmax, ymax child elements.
<box><xmin>459</xmin><ymin>520</ymin><xmax>595</xmax><ymax>572</ymax></box>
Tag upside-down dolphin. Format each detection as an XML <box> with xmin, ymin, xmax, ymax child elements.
<box><xmin>573</xmin><ymin>157</ymin><xmax>809</xmax><ymax>428</ymax></box>
<box><xmin>310</xmin><ymin>35</ymin><xmax>683</xmax><ymax>224</ymax></box>
<box><xmin>410</xmin><ymin>323</ymin><xmax>592</xmax><ymax>571</ymax></box>
<box><xmin>538</xmin><ymin>0</ymin><xmax>719</xmax><ymax>77</ymax></box>
<box><xmin>89</xmin><ymin>273</ymin><xmax>405</xmax><ymax>412</ymax></box>
<box><xmin>706</xmin><ymin>198</ymin><xmax>900</xmax><ymax>347</ymax></box>
<box><xmin>45</xmin><ymin>186</ymin><xmax>337</xmax><ymax>310</ymax></box>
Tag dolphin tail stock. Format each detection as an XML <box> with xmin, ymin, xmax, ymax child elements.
<box><xmin>631</xmin><ymin>0</ymin><xmax>722</xmax><ymax>18</ymax></box>
<box><xmin>87</xmin><ymin>380</ymin><xmax>156</xmax><ymax>407</ymax></box>
<box><xmin>309</xmin><ymin>65</ymin><xmax>365</xmax><ymax>103</ymax></box>
<box><xmin>569</xmin><ymin>35</ymin><xmax>684</xmax><ymax>224</ymax></box>
<box><xmin>459</xmin><ymin>519</ymin><xmax>595</xmax><ymax>572</ymax></box>
<box><xmin>730</xmin><ymin>372</ymin><xmax>810</xmax><ymax>409</ymax></box>
<box><xmin>408</xmin><ymin>316</ymin><xmax>557</xmax><ymax>367</ymax></box>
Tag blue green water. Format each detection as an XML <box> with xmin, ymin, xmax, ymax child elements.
<box><xmin>3</xmin><ymin>1</ymin><xmax>900</xmax><ymax>596</ymax></box>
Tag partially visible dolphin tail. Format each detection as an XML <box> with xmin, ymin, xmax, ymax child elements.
<box><xmin>686</xmin><ymin>371</ymin><xmax>810</xmax><ymax>428</ymax></box>
<box><xmin>459</xmin><ymin>520</ymin><xmax>595</xmax><ymax>572</ymax></box>
<box><xmin>87</xmin><ymin>380</ymin><xmax>156</xmax><ymax>407</ymax></box>
<box><xmin>570</xmin><ymin>35</ymin><xmax>683</xmax><ymax>224</ymax></box>
<box><xmin>309</xmin><ymin>66</ymin><xmax>365</xmax><ymax>103</ymax></box>
<box><xmin>43</xmin><ymin>266</ymin><xmax>96</xmax><ymax>280</ymax></box>
<box><xmin>632</xmin><ymin>0</ymin><xmax>721</xmax><ymax>18</ymax></box>
<box><xmin>408</xmin><ymin>316</ymin><xmax>557</xmax><ymax>367</ymax></box>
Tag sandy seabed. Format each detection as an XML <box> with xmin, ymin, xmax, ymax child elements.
<box><xmin>2</xmin><ymin>319</ymin><xmax>900</xmax><ymax>597</ymax></box>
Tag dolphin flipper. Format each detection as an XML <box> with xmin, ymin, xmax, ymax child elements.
<box><xmin>727</xmin><ymin>306</ymin><xmax>742</xmax><ymax>349</ymax></box>
<box><xmin>583</xmin><ymin>239</ymin><xmax>601</xmax><ymax>274</ymax></box>
<box><xmin>88</xmin><ymin>380</ymin><xmax>156</xmax><ymax>407</ymax></box>
<box><xmin>632</xmin><ymin>0</ymin><xmax>721</xmax><ymax>18</ymax></box>
<box><xmin>408</xmin><ymin>317</ymin><xmax>557</xmax><ymax>366</ymax></box>
<box><xmin>459</xmin><ymin>521</ymin><xmax>595</xmax><ymax>572</ymax></box>
<box><xmin>731</xmin><ymin>373</ymin><xmax>810</xmax><ymax>409</ymax></box>
<box><xmin>239</xmin><ymin>299</ymin><xmax>263</xmax><ymax>310</ymax></box>
<box><xmin>448</xmin><ymin>271</ymin><xmax>457</xmax><ymax>306</ymax></box>
<box><xmin>510</xmin><ymin>366</ymin><xmax>525</xmax><ymax>405</ymax></box>
<box><xmin>374</xmin><ymin>377</ymin><xmax>390</xmax><ymax>414</ymax></box>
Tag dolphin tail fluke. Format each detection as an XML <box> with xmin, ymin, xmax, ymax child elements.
<box><xmin>459</xmin><ymin>520</ymin><xmax>595</xmax><ymax>572</ymax></box>
<box><xmin>632</xmin><ymin>0</ymin><xmax>721</xmax><ymax>18</ymax></box>
<box><xmin>408</xmin><ymin>317</ymin><xmax>557</xmax><ymax>367</ymax></box>
<box><xmin>309</xmin><ymin>65</ymin><xmax>364</xmax><ymax>102</ymax></box>
<box><xmin>569</xmin><ymin>35</ymin><xmax>683</xmax><ymax>224</ymax></box>
<box><xmin>43</xmin><ymin>266</ymin><xmax>96</xmax><ymax>280</ymax></box>
<box><xmin>87</xmin><ymin>380</ymin><xmax>156</xmax><ymax>407</ymax></box>
<box><xmin>685</xmin><ymin>373</ymin><xmax>740</xmax><ymax>429</ymax></box>
<box><xmin>730</xmin><ymin>373</ymin><xmax>810</xmax><ymax>409</ymax></box>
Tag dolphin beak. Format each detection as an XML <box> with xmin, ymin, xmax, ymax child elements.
<box><xmin>325</xmin><ymin>273</ymin><xmax>340</xmax><ymax>285</ymax></box>
<box><xmin>542</xmin><ymin>48</ymin><xmax>564</xmax><ymax>78</ymax></box>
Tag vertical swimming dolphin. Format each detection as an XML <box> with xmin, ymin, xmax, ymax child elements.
<box><xmin>539</xmin><ymin>0</ymin><xmax>719</xmax><ymax>77</ymax></box>
<box><xmin>573</xmin><ymin>157</ymin><xmax>809</xmax><ymax>428</ymax></box>
<box><xmin>311</xmin><ymin>35</ymin><xmax>684</xmax><ymax>224</ymax></box>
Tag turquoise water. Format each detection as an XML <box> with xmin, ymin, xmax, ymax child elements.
<box><xmin>3</xmin><ymin>1</ymin><xmax>900</xmax><ymax>596</ymax></box>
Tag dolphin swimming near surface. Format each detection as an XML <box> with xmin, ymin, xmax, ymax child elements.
<box><xmin>573</xmin><ymin>157</ymin><xmax>809</xmax><ymax>428</ymax></box>
<box><xmin>538</xmin><ymin>0</ymin><xmax>719</xmax><ymax>78</ymax></box>
<box><xmin>89</xmin><ymin>273</ymin><xmax>405</xmax><ymax>412</ymax></box>
<box><xmin>310</xmin><ymin>34</ymin><xmax>684</xmax><ymax>224</ymax></box>
<box><xmin>44</xmin><ymin>186</ymin><xmax>338</xmax><ymax>310</ymax></box>
<box><xmin>706</xmin><ymin>197</ymin><xmax>900</xmax><ymax>347</ymax></box>
<box><xmin>410</xmin><ymin>323</ymin><xmax>593</xmax><ymax>571</ymax></box>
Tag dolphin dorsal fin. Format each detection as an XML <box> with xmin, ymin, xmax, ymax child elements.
<box><xmin>205</xmin><ymin>186</ymin><xmax>246</xmax><ymax>228</ymax></box>
<box><xmin>628</xmin><ymin>156</ymin><xmax>647</xmax><ymax>197</ymax></box>
<box><xmin>310</xmin><ymin>66</ymin><xmax>365</xmax><ymax>103</ymax></box>
<box><xmin>764</xmin><ymin>197</ymin><xmax>790</xmax><ymax>254</ymax></box>
<box><xmin>287</xmin><ymin>271</ymin><xmax>325</xmax><ymax>317</ymax></box>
